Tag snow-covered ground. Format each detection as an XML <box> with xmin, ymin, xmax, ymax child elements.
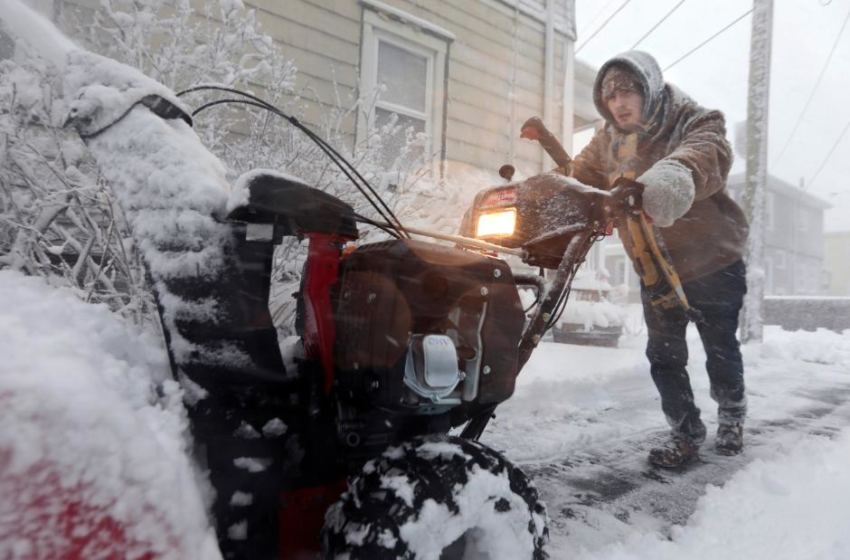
<box><xmin>482</xmin><ymin>310</ymin><xmax>850</xmax><ymax>559</ymax></box>
<box><xmin>2</xmin><ymin>270</ymin><xmax>849</xmax><ymax>559</ymax></box>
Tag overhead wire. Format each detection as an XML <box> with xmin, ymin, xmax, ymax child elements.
<box><xmin>575</xmin><ymin>0</ymin><xmax>633</xmax><ymax>54</ymax></box>
<box><xmin>578</xmin><ymin>0</ymin><xmax>619</xmax><ymax>38</ymax></box>
<box><xmin>662</xmin><ymin>8</ymin><xmax>753</xmax><ymax>72</ymax></box>
<box><xmin>772</xmin><ymin>4</ymin><xmax>850</xmax><ymax>165</ymax></box>
<box><xmin>631</xmin><ymin>0</ymin><xmax>688</xmax><ymax>50</ymax></box>
<box><xmin>808</xmin><ymin>115</ymin><xmax>850</xmax><ymax>188</ymax></box>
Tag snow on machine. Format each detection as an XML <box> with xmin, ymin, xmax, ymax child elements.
<box><xmin>169</xmin><ymin>104</ymin><xmax>621</xmax><ymax>559</ymax></box>
<box><xmin>0</xmin><ymin>5</ymin><xmax>658</xmax><ymax>558</ymax></box>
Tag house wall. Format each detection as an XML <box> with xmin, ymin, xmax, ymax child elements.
<box><xmin>727</xmin><ymin>174</ymin><xmax>829</xmax><ymax>296</ymax></box>
<box><xmin>573</xmin><ymin>58</ymin><xmax>599</xmax><ymax>130</ymax></box>
<box><xmin>762</xmin><ymin>196</ymin><xmax>825</xmax><ymax>295</ymax></box>
<box><xmin>52</xmin><ymin>0</ymin><xmax>575</xmax><ymax>181</ymax></box>
<box><xmin>824</xmin><ymin>232</ymin><xmax>850</xmax><ymax>296</ymax></box>
<box><xmin>246</xmin><ymin>0</ymin><xmax>574</xmax><ymax>178</ymax></box>
<box><xmin>764</xmin><ymin>192</ymin><xmax>825</xmax><ymax>259</ymax></box>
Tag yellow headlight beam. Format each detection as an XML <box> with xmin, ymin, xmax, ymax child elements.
<box><xmin>476</xmin><ymin>209</ymin><xmax>517</xmax><ymax>238</ymax></box>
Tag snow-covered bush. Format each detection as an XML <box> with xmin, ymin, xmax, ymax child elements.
<box><xmin>1</xmin><ymin>0</ymin><xmax>448</xmax><ymax>332</ymax></box>
<box><xmin>0</xmin><ymin>57</ymin><xmax>155</xmax><ymax>323</ymax></box>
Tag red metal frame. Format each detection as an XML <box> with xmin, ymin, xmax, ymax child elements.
<box><xmin>280</xmin><ymin>232</ymin><xmax>353</xmax><ymax>558</ymax></box>
<box><xmin>278</xmin><ymin>479</ymin><xmax>348</xmax><ymax>559</ymax></box>
<box><xmin>300</xmin><ymin>232</ymin><xmax>353</xmax><ymax>395</ymax></box>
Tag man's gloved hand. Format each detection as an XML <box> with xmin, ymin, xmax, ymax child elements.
<box><xmin>635</xmin><ymin>159</ymin><xmax>695</xmax><ymax>227</ymax></box>
<box><xmin>609</xmin><ymin>176</ymin><xmax>644</xmax><ymax>218</ymax></box>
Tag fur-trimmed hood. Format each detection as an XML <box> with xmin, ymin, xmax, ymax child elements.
<box><xmin>593</xmin><ymin>50</ymin><xmax>666</xmax><ymax>131</ymax></box>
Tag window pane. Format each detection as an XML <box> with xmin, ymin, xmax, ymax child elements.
<box><xmin>377</xmin><ymin>40</ymin><xmax>428</xmax><ymax>113</ymax></box>
<box><xmin>375</xmin><ymin>107</ymin><xmax>426</xmax><ymax>170</ymax></box>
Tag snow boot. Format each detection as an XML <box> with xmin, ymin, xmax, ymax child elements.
<box><xmin>648</xmin><ymin>435</ymin><xmax>698</xmax><ymax>468</ymax></box>
<box><xmin>715</xmin><ymin>424</ymin><xmax>744</xmax><ymax>456</ymax></box>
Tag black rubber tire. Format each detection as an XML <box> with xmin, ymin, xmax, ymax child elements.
<box><xmin>321</xmin><ymin>435</ymin><xmax>549</xmax><ymax>559</ymax></box>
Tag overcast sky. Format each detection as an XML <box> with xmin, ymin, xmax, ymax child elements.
<box><xmin>574</xmin><ymin>0</ymin><xmax>850</xmax><ymax>232</ymax></box>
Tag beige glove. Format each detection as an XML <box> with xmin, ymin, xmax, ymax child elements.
<box><xmin>637</xmin><ymin>159</ymin><xmax>695</xmax><ymax>227</ymax></box>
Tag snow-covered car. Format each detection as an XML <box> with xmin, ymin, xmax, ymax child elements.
<box><xmin>552</xmin><ymin>272</ymin><xmax>625</xmax><ymax>348</ymax></box>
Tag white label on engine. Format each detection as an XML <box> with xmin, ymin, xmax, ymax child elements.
<box><xmin>423</xmin><ymin>335</ymin><xmax>460</xmax><ymax>388</ymax></box>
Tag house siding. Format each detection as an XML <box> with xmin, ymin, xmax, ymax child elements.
<box><xmin>250</xmin><ymin>0</ymin><xmax>573</xmax><ymax>178</ymax></box>
<box><xmin>824</xmin><ymin>232</ymin><xmax>850</xmax><ymax>296</ymax></box>
<box><xmin>728</xmin><ymin>173</ymin><xmax>830</xmax><ymax>296</ymax></box>
<box><xmin>55</xmin><ymin>0</ymin><xmax>574</xmax><ymax>180</ymax></box>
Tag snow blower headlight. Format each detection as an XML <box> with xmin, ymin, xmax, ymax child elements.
<box><xmin>476</xmin><ymin>208</ymin><xmax>517</xmax><ymax>238</ymax></box>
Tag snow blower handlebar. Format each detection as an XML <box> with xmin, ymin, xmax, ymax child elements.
<box><xmin>520</xmin><ymin>117</ymin><xmax>573</xmax><ymax>175</ymax></box>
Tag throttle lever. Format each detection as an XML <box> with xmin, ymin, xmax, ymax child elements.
<box><xmin>520</xmin><ymin>116</ymin><xmax>572</xmax><ymax>174</ymax></box>
<box><xmin>608</xmin><ymin>176</ymin><xmax>645</xmax><ymax>217</ymax></box>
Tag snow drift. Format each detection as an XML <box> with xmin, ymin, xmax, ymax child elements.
<box><xmin>0</xmin><ymin>270</ymin><xmax>220</xmax><ymax>560</ymax></box>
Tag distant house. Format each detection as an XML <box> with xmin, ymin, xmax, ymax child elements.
<box><xmin>824</xmin><ymin>231</ymin><xmax>850</xmax><ymax>296</ymax></box>
<box><xmin>726</xmin><ymin>173</ymin><xmax>830</xmax><ymax>295</ymax></box>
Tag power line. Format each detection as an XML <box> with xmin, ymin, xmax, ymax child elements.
<box><xmin>809</xmin><ymin>115</ymin><xmax>850</xmax><ymax>187</ymax></box>
<box><xmin>632</xmin><ymin>0</ymin><xmax>688</xmax><ymax>49</ymax></box>
<box><xmin>579</xmin><ymin>0</ymin><xmax>619</xmax><ymax>38</ymax></box>
<box><xmin>662</xmin><ymin>8</ymin><xmax>753</xmax><ymax>72</ymax></box>
<box><xmin>773</xmin><ymin>4</ymin><xmax>850</xmax><ymax>165</ymax></box>
<box><xmin>575</xmin><ymin>0</ymin><xmax>633</xmax><ymax>54</ymax></box>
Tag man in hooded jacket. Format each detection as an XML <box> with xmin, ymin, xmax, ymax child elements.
<box><xmin>570</xmin><ymin>51</ymin><xmax>749</xmax><ymax>467</ymax></box>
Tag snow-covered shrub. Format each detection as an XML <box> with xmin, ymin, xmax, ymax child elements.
<box><xmin>1</xmin><ymin>0</ymin><xmax>446</xmax><ymax>333</ymax></box>
<box><xmin>0</xmin><ymin>57</ymin><xmax>155</xmax><ymax>323</ymax></box>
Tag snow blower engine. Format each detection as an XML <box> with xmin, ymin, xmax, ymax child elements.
<box><xmin>225</xmin><ymin>165</ymin><xmax>610</xmax><ymax>458</ymax></box>
<box><xmin>200</xmin><ymin>158</ymin><xmax>615</xmax><ymax>558</ymax></box>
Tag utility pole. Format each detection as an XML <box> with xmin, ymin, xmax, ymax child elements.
<box><xmin>740</xmin><ymin>0</ymin><xmax>774</xmax><ymax>343</ymax></box>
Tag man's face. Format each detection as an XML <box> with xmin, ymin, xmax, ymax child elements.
<box><xmin>606</xmin><ymin>90</ymin><xmax>645</xmax><ymax>132</ymax></box>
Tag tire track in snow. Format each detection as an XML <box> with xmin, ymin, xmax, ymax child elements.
<box><xmin>522</xmin><ymin>380</ymin><xmax>850</xmax><ymax>556</ymax></box>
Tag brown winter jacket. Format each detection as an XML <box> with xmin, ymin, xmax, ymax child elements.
<box><xmin>572</xmin><ymin>51</ymin><xmax>748</xmax><ymax>283</ymax></box>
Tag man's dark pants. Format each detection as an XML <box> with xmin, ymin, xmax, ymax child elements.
<box><xmin>640</xmin><ymin>259</ymin><xmax>747</xmax><ymax>446</ymax></box>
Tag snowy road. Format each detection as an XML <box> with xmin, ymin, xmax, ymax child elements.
<box><xmin>481</xmin><ymin>323</ymin><xmax>850</xmax><ymax>558</ymax></box>
<box><xmin>4</xmin><ymin>271</ymin><xmax>849</xmax><ymax>559</ymax></box>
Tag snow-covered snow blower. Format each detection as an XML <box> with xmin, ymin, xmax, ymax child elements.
<box><xmin>49</xmin><ymin>87</ymin><xmax>622</xmax><ymax>559</ymax></box>
<box><xmin>182</xmin><ymin>103</ymin><xmax>632</xmax><ymax>558</ymax></box>
<box><xmin>0</xmin><ymin>4</ymin><xmax>636</xmax><ymax>555</ymax></box>
<box><xmin>201</xmin><ymin>134</ymin><xmax>613</xmax><ymax>559</ymax></box>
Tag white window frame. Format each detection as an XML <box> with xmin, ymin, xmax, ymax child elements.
<box><xmin>358</xmin><ymin>6</ymin><xmax>449</xmax><ymax>170</ymax></box>
<box><xmin>371</xmin><ymin>32</ymin><xmax>433</xmax><ymax>132</ymax></box>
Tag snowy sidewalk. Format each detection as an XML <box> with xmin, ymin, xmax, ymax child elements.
<box><xmin>483</xmin><ymin>326</ymin><xmax>850</xmax><ymax>559</ymax></box>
